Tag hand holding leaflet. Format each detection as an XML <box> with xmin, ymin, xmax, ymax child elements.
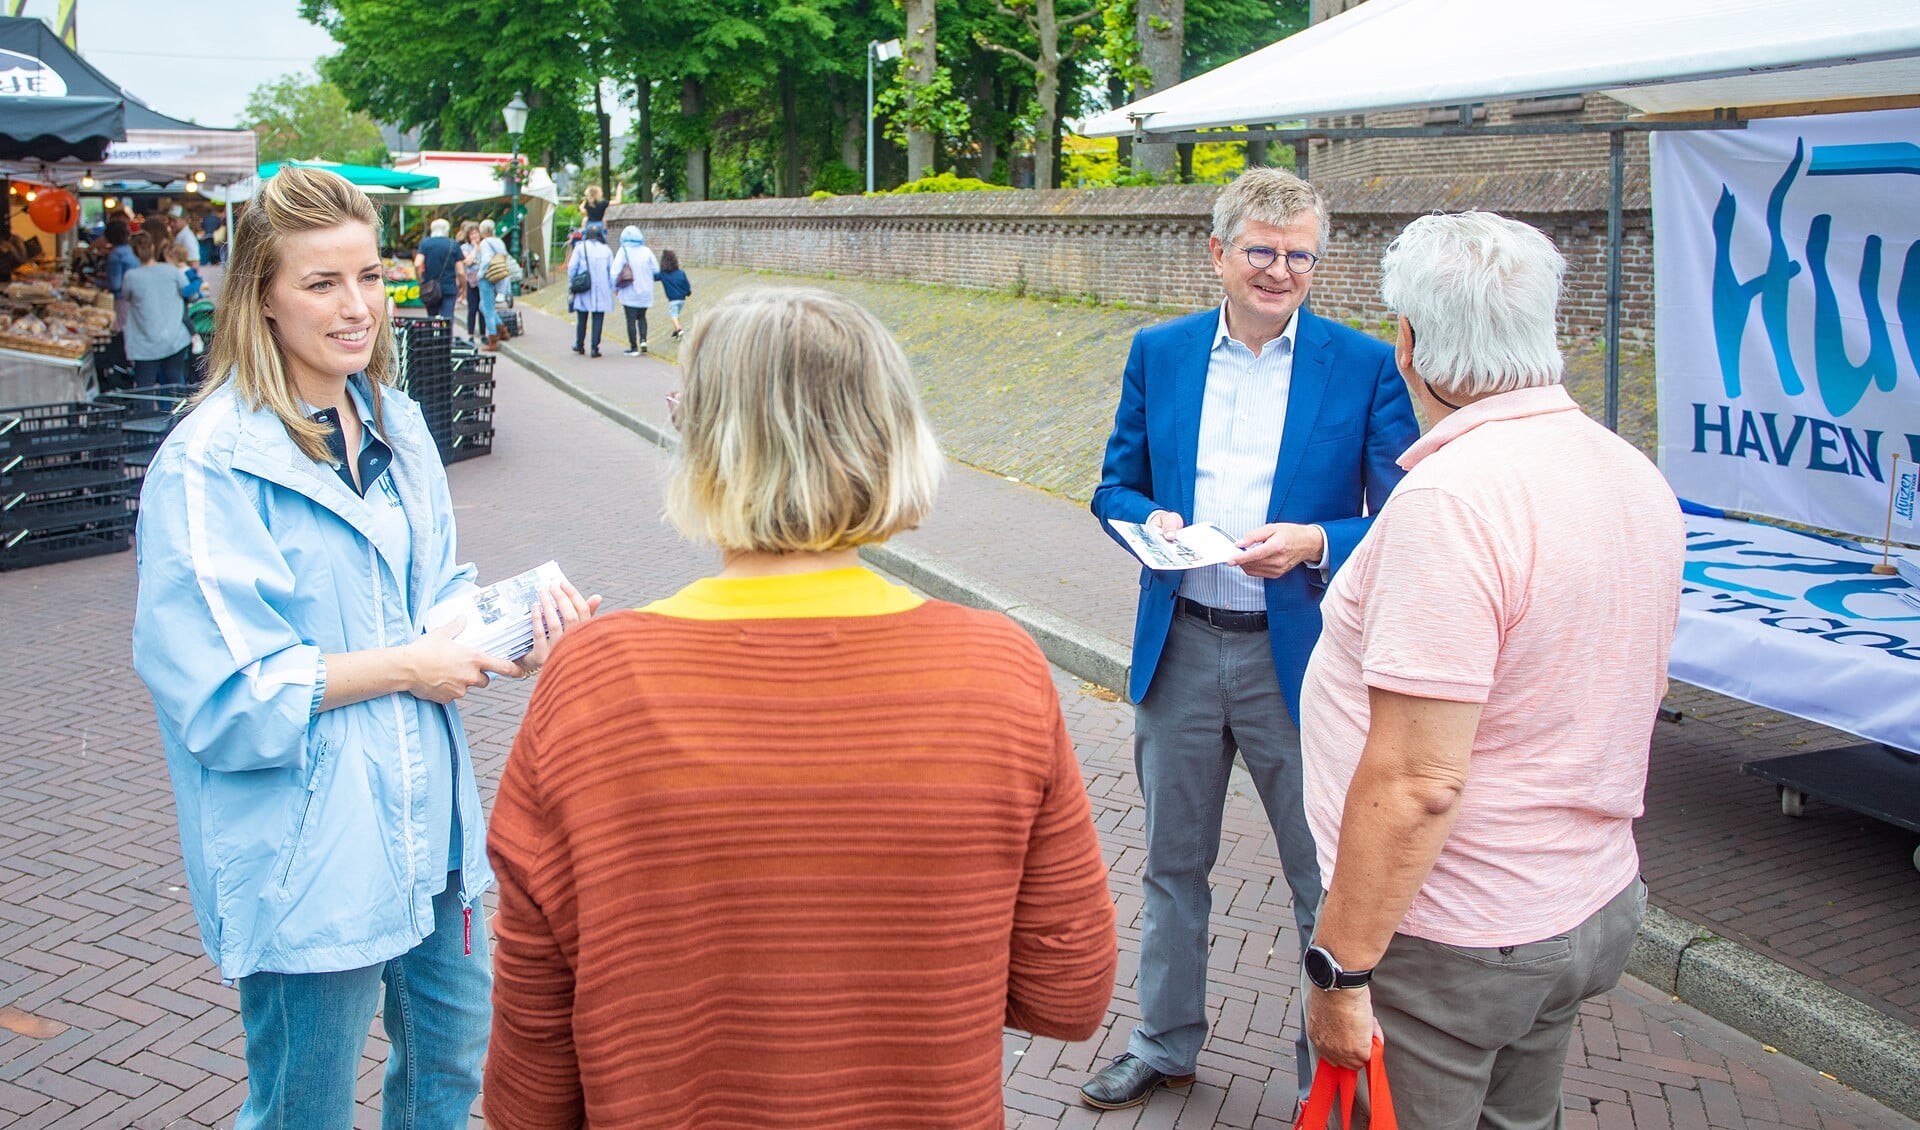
<box><xmin>425</xmin><ymin>560</ymin><xmax>575</xmax><ymax>661</ymax></box>
<box><xmin>1107</xmin><ymin>518</ymin><xmax>1242</xmax><ymax>571</ymax></box>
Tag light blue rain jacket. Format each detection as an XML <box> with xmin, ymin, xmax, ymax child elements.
<box><xmin>132</xmin><ymin>375</ymin><xmax>492</xmax><ymax>981</ymax></box>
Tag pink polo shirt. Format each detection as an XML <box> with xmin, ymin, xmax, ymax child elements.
<box><xmin>1300</xmin><ymin>385</ymin><xmax>1683</xmax><ymax>947</ymax></box>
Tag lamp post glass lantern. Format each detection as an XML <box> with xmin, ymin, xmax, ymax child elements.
<box><xmin>503</xmin><ymin>93</ymin><xmax>529</xmax><ymax>262</ymax></box>
<box><xmin>866</xmin><ymin>39</ymin><xmax>901</xmax><ymax>193</ymax></box>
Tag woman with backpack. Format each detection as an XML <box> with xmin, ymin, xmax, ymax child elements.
<box><xmin>610</xmin><ymin>226</ymin><xmax>659</xmax><ymax>356</ymax></box>
<box><xmin>564</xmin><ymin>222</ymin><xmax>617</xmax><ymax>358</ymax></box>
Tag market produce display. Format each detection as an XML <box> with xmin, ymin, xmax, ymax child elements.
<box><xmin>1</xmin><ymin>276</ymin><xmax>115</xmax><ymax>359</ymax></box>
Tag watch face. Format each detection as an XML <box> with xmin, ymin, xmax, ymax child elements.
<box><xmin>1304</xmin><ymin>945</ymin><xmax>1335</xmax><ymax>989</ymax></box>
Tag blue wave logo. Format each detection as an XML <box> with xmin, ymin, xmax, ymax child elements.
<box><xmin>1711</xmin><ymin>140</ymin><xmax>1920</xmax><ymax>419</ymax></box>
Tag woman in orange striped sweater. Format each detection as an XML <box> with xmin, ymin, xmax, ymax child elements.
<box><xmin>485</xmin><ymin>287</ymin><xmax>1117</xmax><ymax>1129</ymax></box>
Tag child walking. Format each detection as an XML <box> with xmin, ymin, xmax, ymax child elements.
<box><xmin>657</xmin><ymin>249</ymin><xmax>692</xmax><ymax>338</ymax></box>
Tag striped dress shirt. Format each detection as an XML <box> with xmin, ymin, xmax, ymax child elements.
<box><xmin>1180</xmin><ymin>305</ymin><xmax>1301</xmax><ymax>611</ymax></box>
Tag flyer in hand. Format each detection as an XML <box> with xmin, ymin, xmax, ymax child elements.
<box><xmin>424</xmin><ymin>560</ymin><xmax>571</xmax><ymax>661</ymax></box>
<box><xmin>1107</xmin><ymin>518</ymin><xmax>1241</xmax><ymax>571</ymax></box>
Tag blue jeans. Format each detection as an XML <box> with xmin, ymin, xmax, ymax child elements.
<box><xmin>235</xmin><ymin>874</ymin><xmax>490</xmax><ymax>1130</ymax></box>
<box><xmin>478</xmin><ymin>278</ymin><xmax>501</xmax><ymax>336</ymax></box>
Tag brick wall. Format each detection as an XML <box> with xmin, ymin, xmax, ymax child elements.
<box><xmin>607</xmin><ymin>176</ymin><xmax>1653</xmax><ymax>344</ymax></box>
<box><xmin>1306</xmin><ymin>95</ymin><xmax>1651</xmax><ymax>181</ymax></box>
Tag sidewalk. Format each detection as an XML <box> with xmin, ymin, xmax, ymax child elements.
<box><xmin>0</xmin><ymin>324</ymin><xmax>1910</xmax><ymax>1127</ymax></box>
<box><xmin>502</xmin><ymin>300</ymin><xmax>1920</xmax><ymax>1115</ymax></box>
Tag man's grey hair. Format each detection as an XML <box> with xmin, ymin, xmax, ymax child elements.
<box><xmin>1211</xmin><ymin>166</ymin><xmax>1329</xmax><ymax>254</ymax></box>
<box><xmin>1379</xmin><ymin>211</ymin><xmax>1566</xmax><ymax>398</ymax></box>
<box><xmin>429</xmin><ymin>217</ymin><xmax>451</xmax><ymax>237</ymax></box>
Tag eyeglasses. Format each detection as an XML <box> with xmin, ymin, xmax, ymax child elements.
<box><xmin>1227</xmin><ymin>241</ymin><xmax>1320</xmax><ymax>275</ymax></box>
<box><xmin>664</xmin><ymin>389</ymin><xmax>682</xmax><ymax>429</ymax></box>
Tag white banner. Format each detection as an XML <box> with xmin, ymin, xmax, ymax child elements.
<box><xmin>1654</xmin><ymin>110</ymin><xmax>1920</xmax><ymax>542</ymax></box>
<box><xmin>1676</xmin><ymin>513</ymin><xmax>1920</xmax><ymax>753</ymax></box>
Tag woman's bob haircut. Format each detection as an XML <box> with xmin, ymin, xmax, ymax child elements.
<box><xmin>666</xmin><ymin>287</ymin><xmax>943</xmax><ymax>554</ymax></box>
<box><xmin>195</xmin><ymin>165</ymin><xmax>394</xmax><ymax>463</ymax></box>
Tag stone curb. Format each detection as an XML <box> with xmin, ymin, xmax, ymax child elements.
<box><xmin>503</xmin><ymin>335</ymin><xmax>1920</xmax><ymax>1122</ymax></box>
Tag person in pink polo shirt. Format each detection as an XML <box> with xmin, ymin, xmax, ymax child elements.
<box><xmin>1297</xmin><ymin>210</ymin><xmax>1685</xmax><ymax>1125</ymax></box>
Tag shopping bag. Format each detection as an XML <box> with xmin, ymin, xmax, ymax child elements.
<box><xmin>1294</xmin><ymin>1035</ymin><xmax>1396</xmax><ymax>1130</ymax></box>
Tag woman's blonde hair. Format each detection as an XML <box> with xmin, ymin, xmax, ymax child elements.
<box><xmin>667</xmin><ymin>288</ymin><xmax>943</xmax><ymax>553</ymax></box>
<box><xmin>583</xmin><ymin>184</ymin><xmax>604</xmax><ymax>204</ymax></box>
<box><xmin>196</xmin><ymin>165</ymin><xmax>394</xmax><ymax>464</ymax></box>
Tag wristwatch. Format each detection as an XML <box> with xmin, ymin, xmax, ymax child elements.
<box><xmin>1303</xmin><ymin>944</ymin><xmax>1373</xmax><ymax>990</ymax></box>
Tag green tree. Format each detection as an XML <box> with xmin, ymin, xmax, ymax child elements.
<box><xmin>242</xmin><ymin>73</ymin><xmax>388</xmax><ymax>166</ymax></box>
<box><xmin>973</xmin><ymin>0</ymin><xmax>1098</xmax><ymax>189</ymax></box>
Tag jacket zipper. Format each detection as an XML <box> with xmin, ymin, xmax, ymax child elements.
<box><xmin>278</xmin><ymin>740</ymin><xmax>329</xmax><ymax>889</ymax></box>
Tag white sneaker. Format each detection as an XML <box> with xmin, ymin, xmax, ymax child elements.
<box><xmin>623</xmin><ymin>348</ymin><xmax>640</xmax><ymax>356</ymax></box>
<box><xmin>640</xmin><ymin>343</ymin><xmax>649</xmax><ymax>354</ymax></box>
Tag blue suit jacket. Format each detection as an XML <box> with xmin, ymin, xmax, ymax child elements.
<box><xmin>1091</xmin><ymin>306</ymin><xmax>1419</xmax><ymax>712</ymax></box>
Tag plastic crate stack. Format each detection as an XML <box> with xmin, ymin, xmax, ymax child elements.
<box><xmin>0</xmin><ymin>401</ymin><xmax>134</xmax><ymax>571</ymax></box>
<box><xmin>444</xmin><ymin>344</ymin><xmax>496</xmax><ymax>463</ymax></box>
<box><xmin>498</xmin><ymin>309</ymin><xmax>523</xmax><ymax>339</ymax></box>
<box><xmin>101</xmin><ymin>385</ymin><xmax>198</xmax><ymax>476</ymax></box>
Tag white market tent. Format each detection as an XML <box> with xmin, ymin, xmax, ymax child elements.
<box><xmin>1080</xmin><ymin>0</ymin><xmax>1920</xmax><ymax>137</ymax></box>
<box><xmin>393</xmin><ymin>152</ymin><xmax>559</xmax><ymax>271</ymax></box>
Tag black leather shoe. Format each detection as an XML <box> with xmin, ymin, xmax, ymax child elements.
<box><xmin>1080</xmin><ymin>1053</ymin><xmax>1194</xmax><ymax>1110</ymax></box>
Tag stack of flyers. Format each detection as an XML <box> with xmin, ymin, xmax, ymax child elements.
<box><xmin>1106</xmin><ymin>518</ymin><xmax>1241</xmax><ymax>571</ymax></box>
<box><xmin>424</xmin><ymin>560</ymin><xmax>571</xmax><ymax>661</ymax></box>
<box><xmin>1895</xmin><ymin>555</ymin><xmax>1920</xmax><ymax>610</ymax></box>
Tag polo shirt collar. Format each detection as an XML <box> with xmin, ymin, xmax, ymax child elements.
<box><xmin>1399</xmin><ymin>384</ymin><xmax>1582</xmax><ymax>470</ymax></box>
<box><xmin>304</xmin><ymin>377</ymin><xmax>395</xmax><ymax>498</ymax></box>
<box><xmin>1211</xmin><ymin>302</ymin><xmax>1297</xmax><ymax>357</ymax></box>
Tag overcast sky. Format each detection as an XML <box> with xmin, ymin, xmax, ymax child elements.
<box><xmin>23</xmin><ymin>0</ymin><xmax>637</xmax><ymax>150</ymax></box>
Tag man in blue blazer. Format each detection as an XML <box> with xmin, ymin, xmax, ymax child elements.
<box><xmin>1083</xmin><ymin>168</ymin><xmax>1419</xmax><ymax>1111</ymax></box>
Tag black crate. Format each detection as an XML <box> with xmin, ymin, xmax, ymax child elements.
<box><xmin>0</xmin><ymin>402</ymin><xmax>126</xmax><ymax>459</ymax></box>
<box><xmin>100</xmin><ymin>386</ymin><xmax>196</xmax><ymax>420</ymax></box>
<box><xmin>451</xmin><ymin>380</ymin><xmax>495</xmax><ymax>412</ymax></box>
<box><xmin>452</xmin><ymin>406</ymin><xmax>494</xmax><ymax>436</ymax></box>
<box><xmin>1</xmin><ymin>482</ymin><xmax>140</xmax><ymax>533</ymax></box>
<box><xmin>0</xmin><ymin>518</ymin><xmax>134</xmax><ymax>571</ymax></box>
<box><xmin>440</xmin><ymin>429</ymin><xmax>492</xmax><ymax>464</ymax></box>
<box><xmin>452</xmin><ymin>352</ymin><xmax>496</xmax><ymax>379</ymax></box>
<box><xmin>498</xmin><ymin>310</ymin><xmax>523</xmax><ymax>338</ymax></box>
<box><xmin>0</xmin><ymin>451</ymin><xmax>128</xmax><ymax>494</ymax></box>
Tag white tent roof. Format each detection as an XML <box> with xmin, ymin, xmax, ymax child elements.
<box><xmin>1080</xmin><ymin>0</ymin><xmax>1920</xmax><ymax>137</ymax></box>
<box><xmin>393</xmin><ymin>152</ymin><xmax>560</xmax><ymax>268</ymax></box>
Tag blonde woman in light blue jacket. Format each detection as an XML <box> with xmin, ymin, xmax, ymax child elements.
<box><xmin>132</xmin><ymin>166</ymin><xmax>597</xmax><ymax>1130</ymax></box>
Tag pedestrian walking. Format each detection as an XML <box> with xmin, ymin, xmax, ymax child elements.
<box><xmin>484</xmin><ymin>287</ymin><xmax>1117</xmax><ymax>1130</ymax></box>
<box><xmin>1299</xmin><ymin>211</ymin><xmax>1684</xmax><ymax>1124</ymax></box>
<box><xmin>565</xmin><ymin>221</ymin><xmax>616</xmax><ymax>357</ymax></box>
<box><xmin>121</xmin><ymin>230</ymin><xmax>193</xmax><ymax>388</ymax></box>
<box><xmin>413</xmin><ymin>217</ymin><xmax>462</xmax><ymax>321</ymax></box>
<box><xmin>458</xmin><ymin>221</ymin><xmax>483</xmax><ymax>341</ymax></box>
<box><xmin>130</xmin><ymin>166</ymin><xmax>599</xmax><ymax>1130</ymax></box>
<box><xmin>611</xmin><ymin>225</ymin><xmax>659</xmax><ymax>355</ymax></box>
<box><xmin>1082</xmin><ymin>166</ymin><xmax>1419</xmax><ymax>1112</ymax></box>
<box><xmin>657</xmin><ymin>248</ymin><xmax>691</xmax><ymax>338</ymax></box>
<box><xmin>475</xmin><ymin>218</ymin><xmax>511</xmax><ymax>352</ymax></box>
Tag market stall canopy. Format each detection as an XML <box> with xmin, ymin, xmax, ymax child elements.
<box><xmin>1080</xmin><ymin>0</ymin><xmax>1920</xmax><ymax>137</ymax></box>
<box><xmin>0</xmin><ymin>15</ymin><xmax>256</xmax><ymax>184</ymax></box>
<box><xmin>392</xmin><ymin>152</ymin><xmax>559</xmax><ymax>267</ymax></box>
<box><xmin>260</xmin><ymin>161</ymin><xmax>440</xmax><ymax>193</ymax></box>
<box><xmin>0</xmin><ymin>93</ymin><xmax>122</xmax><ymax>162</ymax></box>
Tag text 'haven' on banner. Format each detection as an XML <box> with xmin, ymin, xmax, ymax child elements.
<box><xmin>1653</xmin><ymin>109</ymin><xmax>1920</xmax><ymax>542</ymax></box>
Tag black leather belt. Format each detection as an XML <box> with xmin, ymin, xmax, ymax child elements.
<box><xmin>1177</xmin><ymin>597</ymin><xmax>1268</xmax><ymax>632</ymax></box>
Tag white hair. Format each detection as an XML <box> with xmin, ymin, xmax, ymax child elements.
<box><xmin>429</xmin><ymin>217</ymin><xmax>451</xmax><ymax>237</ymax></box>
<box><xmin>1379</xmin><ymin>210</ymin><xmax>1565</xmax><ymax>398</ymax></box>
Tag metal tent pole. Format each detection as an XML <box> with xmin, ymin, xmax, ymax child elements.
<box><xmin>1605</xmin><ymin>127</ymin><xmax>1625</xmax><ymax>434</ymax></box>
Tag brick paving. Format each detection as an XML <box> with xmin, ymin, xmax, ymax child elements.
<box><xmin>0</xmin><ymin>331</ymin><xmax>1913</xmax><ymax>1127</ymax></box>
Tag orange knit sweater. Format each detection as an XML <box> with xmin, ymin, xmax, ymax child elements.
<box><xmin>484</xmin><ymin>597</ymin><xmax>1117</xmax><ymax>1129</ymax></box>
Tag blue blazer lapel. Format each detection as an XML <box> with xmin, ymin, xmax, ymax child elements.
<box><xmin>1172</xmin><ymin>308</ymin><xmax>1219</xmax><ymax>520</ymax></box>
<box><xmin>1267</xmin><ymin>309</ymin><xmax>1332</xmax><ymax>522</ymax></box>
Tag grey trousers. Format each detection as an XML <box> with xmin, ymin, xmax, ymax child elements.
<box><xmin>1129</xmin><ymin>613</ymin><xmax>1323</xmax><ymax>1094</ymax></box>
<box><xmin>1318</xmin><ymin>876</ymin><xmax>1648</xmax><ymax>1130</ymax></box>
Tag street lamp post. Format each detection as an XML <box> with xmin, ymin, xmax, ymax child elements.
<box><xmin>866</xmin><ymin>39</ymin><xmax>902</xmax><ymax>194</ymax></box>
<box><xmin>502</xmin><ymin>93</ymin><xmax>530</xmax><ymax>264</ymax></box>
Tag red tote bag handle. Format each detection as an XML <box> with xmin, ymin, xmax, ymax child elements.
<box><xmin>1293</xmin><ymin>1035</ymin><xmax>1397</xmax><ymax>1130</ymax></box>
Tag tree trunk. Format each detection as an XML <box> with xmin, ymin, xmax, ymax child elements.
<box><xmin>1109</xmin><ymin>74</ymin><xmax>1132</xmax><ymax>169</ymax></box>
<box><xmin>637</xmin><ymin>76</ymin><xmax>654</xmax><ymax>204</ymax></box>
<box><xmin>595</xmin><ymin>80</ymin><xmax>612</xmax><ymax>197</ymax></box>
<box><xmin>1177</xmin><ymin>140</ymin><xmax>1193</xmax><ymax>183</ymax></box>
<box><xmin>1050</xmin><ymin>60</ymin><xmax>1070</xmax><ymax>189</ymax></box>
<box><xmin>780</xmin><ymin>68</ymin><xmax>801</xmax><ymax>196</ymax></box>
<box><xmin>975</xmin><ymin>72</ymin><xmax>997</xmax><ymax>180</ymax></box>
<box><xmin>1245</xmin><ymin>137</ymin><xmax>1268</xmax><ymax>170</ymax></box>
<box><xmin>837</xmin><ymin>90</ymin><xmax>862</xmax><ymax>171</ymax></box>
<box><xmin>904</xmin><ymin>0</ymin><xmax>937</xmax><ymax>180</ymax></box>
<box><xmin>682</xmin><ymin>77</ymin><xmax>709</xmax><ymax>201</ymax></box>
<box><xmin>1134</xmin><ymin>0</ymin><xmax>1183</xmax><ymax>177</ymax></box>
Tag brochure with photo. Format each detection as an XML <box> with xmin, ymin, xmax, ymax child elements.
<box><xmin>1106</xmin><ymin>518</ymin><xmax>1241</xmax><ymax>571</ymax></box>
<box><xmin>425</xmin><ymin>560</ymin><xmax>571</xmax><ymax>661</ymax></box>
